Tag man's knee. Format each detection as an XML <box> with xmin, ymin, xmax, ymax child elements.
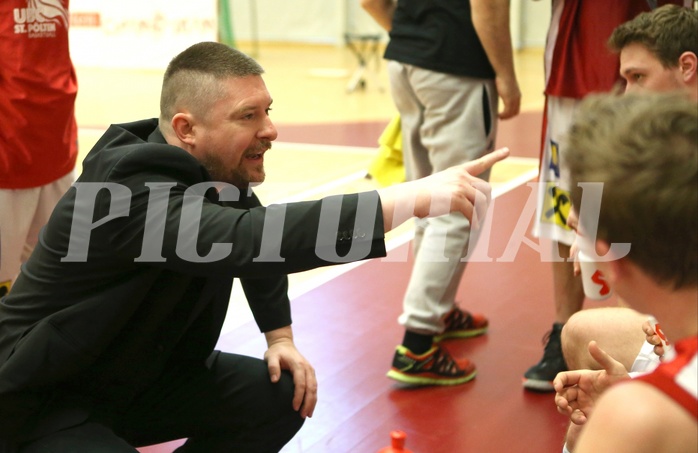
<box><xmin>261</xmin><ymin>370</ymin><xmax>305</xmax><ymax>436</ymax></box>
<box><xmin>227</xmin><ymin>367</ymin><xmax>304</xmax><ymax>448</ymax></box>
<box><xmin>560</xmin><ymin>311</ymin><xmax>590</xmax><ymax>370</ymax></box>
<box><xmin>176</xmin><ymin>371</ymin><xmax>305</xmax><ymax>452</ymax></box>
<box><xmin>561</xmin><ymin>307</ymin><xmax>647</xmax><ymax>371</ymax></box>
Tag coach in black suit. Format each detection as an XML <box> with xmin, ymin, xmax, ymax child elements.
<box><xmin>0</xmin><ymin>42</ymin><xmax>507</xmax><ymax>452</ymax></box>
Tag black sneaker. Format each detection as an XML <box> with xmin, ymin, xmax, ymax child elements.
<box><xmin>522</xmin><ymin>323</ymin><xmax>567</xmax><ymax>392</ymax></box>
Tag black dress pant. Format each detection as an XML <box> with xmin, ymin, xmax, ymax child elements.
<box><xmin>18</xmin><ymin>351</ymin><xmax>305</xmax><ymax>453</ymax></box>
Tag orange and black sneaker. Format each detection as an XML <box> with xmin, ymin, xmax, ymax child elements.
<box><xmin>386</xmin><ymin>344</ymin><xmax>477</xmax><ymax>386</ymax></box>
<box><xmin>434</xmin><ymin>306</ymin><xmax>489</xmax><ymax>342</ymax></box>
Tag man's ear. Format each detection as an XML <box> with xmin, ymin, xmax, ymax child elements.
<box><xmin>678</xmin><ymin>51</ymin><xmax>697</xmax><ymax>83</ymax></box>
<box><xmin>171</xmin><ymin>112</ymin><xmax>196</xmax><ymax>146</ymax></box>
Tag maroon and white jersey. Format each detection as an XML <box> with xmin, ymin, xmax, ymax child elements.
<box><xmin>637</xmin><ymin>336</ymin><xmax>698</xmax><ymax>419</ymax></box>
<box><xmin>544</xmin><ymin>0</ymin><xmax>690</xmax><ymax>99</ymax></box>
<box><xmin>0</xmin><ymin>0</ymin><xmax>77</xmax><ymax>189</ymax></box>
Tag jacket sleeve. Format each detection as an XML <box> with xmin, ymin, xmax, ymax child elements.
<box><xmin>87</xmin><ymin>145</ymin><xmax>388</xmax><ymax>278</ymax></box>
<box><xmin>231</xmin><ymin>190</ymin><xmax>292</xmax><ymax>333</ymax></box>
<box><xmin>240</xmin><ymin>275</ymin><xmax>292</xmax><ymax>333</ymax></box>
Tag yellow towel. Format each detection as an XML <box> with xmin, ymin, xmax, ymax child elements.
<box><xmin>367</xmin><ymin>115</ymin><xmax>405</xmax><ymax>187</ymax></box>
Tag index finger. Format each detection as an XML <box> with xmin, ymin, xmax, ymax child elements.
<box><xmin>464</xmin><ymin>147</ymin><xmax>510</xmax><ymax>177</ymax></box>
<box><xmin>553</xmin><ymin>370</ymin><xmax>581</xmax><ymax>392</ymax></box>
<box><xmin>641</xmin><ymin>320</ymin><xmax>658</xmax><ymax>339</ymax></box>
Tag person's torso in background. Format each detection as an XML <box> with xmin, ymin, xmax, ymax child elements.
<box><xmin>385</xmin><ymin>0</ymin><xmax>495</xmax><ymax>79</ymax></box>
<box><xmin>0</xmin><ymin>0</ymin><xmax>77</xmax><ymax>189</ymax></box>
<box><xmin>544</xmin><ymin>0</ymin><xmax>688</xmax><ymax>99</ymax></box>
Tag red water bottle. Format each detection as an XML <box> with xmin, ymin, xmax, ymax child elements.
<box><xmin>377</xmin><ymin>430</ymin><xmax>414</xmax><ymax>453</ymax></box>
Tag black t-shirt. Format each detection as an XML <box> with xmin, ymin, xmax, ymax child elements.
<box><xmin>384</xmin><ymin>0</ymin><xmax>495</xmax><ymax>79</ymax></box>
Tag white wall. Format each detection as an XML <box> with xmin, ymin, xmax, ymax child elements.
<box><xmin>229</xmin><ymin>0</ymin><xmax>347</xmax><ymax>45</ymax></box>
<box><xmin>517</xmin><ymin>0</ymin><xmax>552</xmax><ymax>48</ymax></box>
<box><xmin>70</xmin><ymin>0</ymin><xmax>217</xmax><ymax>69</ymax></box>
<box><xmin>68</xmin><ymin>0</ymin><xmax>551</xmax><ymax>70</ymax></box>
<box><xmin>229</xmin><ymin>0</ymin><xmax>550</xmax><ymax>49</ymax></box>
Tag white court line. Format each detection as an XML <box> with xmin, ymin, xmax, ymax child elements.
<box><xmin>80</xmin><ymin>127</ymin><xmax>376</xmax><ymax>156</ymax></box>
<box><xmin>79</xmin><ymin>127</ymin><xmax>375</xmax><ymax>215</ymax></box>
<box><xmin>78</xmin><ymin>129</ymin><xmax>376</xmax><ymax>203</ymax></box>
<box><xmin>222</xmin><ymin>157</ymin><xmax>539</xmax><ymax>335</ymax></box>
<box><xmin>79</xmin><ymin>126</ymin><xmax>540</xmax><ymax>330</ymax></box>
<box><xmin>79</xmin><ymin>127</ymin><xmax>537</xmax><ymax>259</ymax></box>
<box><xmin>273</xmin><ymin>170</ymin><xmax>369</xmax><ymax>204</ymax></box>
<box><xmin>269</xmin><ymin>141</ymin><xmax>376</xmax><ymax>155</ymax></box>
<box><xmin>286</xmin><ymin>163</ymin><xmax>540</xmax><ymax>301</ymax></box>
<box><xmin>272</xmin><ymin>155</ymin><xmax>540</xmax><ymax>207</ymax></box>
<box><xmin>492</xmin><ymin>163</ymin><xmax>539</xmax><ymax>198</ymax></box>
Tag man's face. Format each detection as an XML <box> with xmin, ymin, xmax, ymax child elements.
<box><xmin>193</xmin><ymin>75</ymin><xmax>277</xmax><ymax>189</ymax></box>
<box><xmin>619</xmin><ymin>43</ymin><xmax>685</xmax><ymax>95</ymax></box>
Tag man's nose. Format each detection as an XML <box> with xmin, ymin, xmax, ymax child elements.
<box><xmin>260</xmin><ymin>117</ymin><xmax>278</xmax><ymax>141</ymax></box>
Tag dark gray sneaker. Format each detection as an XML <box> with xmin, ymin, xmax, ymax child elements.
<box><xmin>522</xmin><ymin>323</ymin><xmax>567</xmax><ymax>392</ymax></box>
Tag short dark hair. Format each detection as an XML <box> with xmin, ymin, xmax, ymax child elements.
<box><xmin>608</xmin><ymin>5</ymin><xmax>698</xmax><ymax>68</ymax></box>
<box><xmin>159</xmin><ymin>42</ymin><xmax>264</xmax><ymax>124</ymax></box>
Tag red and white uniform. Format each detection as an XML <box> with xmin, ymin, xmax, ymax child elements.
<box><xmin>0</xmin><ymin>0</ymin><xmax>77</xmax><ymax>292</ymax></box>
<box><xmin>533</xmin><ymin>0</ymin><xmax>690</xmax><ymax>244</ymax></box>
<box><xmin>637</xmin><ymin>336</ymin><xmax>698</xmax><ymax>419</ymax></box>
<box><xmin>0</xmin><ymin>0</ymin><xmax>77</xmax><ymax>189</ymax></box>
<box><xmin>544</xmin><ymin>0</ymin><xmax>659</xmax><ymax>99</ymax></box>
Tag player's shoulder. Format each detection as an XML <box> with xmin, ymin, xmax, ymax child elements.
<box><xmin>589</xmin><ymin>381</ymin><xmax>695</xmax><ymax>450</ymax></box>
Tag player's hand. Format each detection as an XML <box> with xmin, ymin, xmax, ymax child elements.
<box><xmin>553</xmin><ymin>341</ymin><xmax>629</xmax><ymax>425</ymax></box>
<box><xmin>412</xmin><ymin>147</ymin><xmax>510</xmax><ymax>222</ymax></box>
<box><xmin>641</xmin><ymin>319</ymin><xmax>667</xmax><ymax>358</ymax></box>
<box><xmin>496</xmin><ymin>75</ymin><xmax>521</xmax><ymax>119</ymax></box>
<box><xmin>379</xmin><ymin>147</ymin><xmax>510</xmax><ymax>231</ymax></box>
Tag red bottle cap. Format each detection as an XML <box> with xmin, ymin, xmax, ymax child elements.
<box><xmin>377</xmin><ymin>430</ymin><xmax>413</xmax><ymax>453</ymax></box>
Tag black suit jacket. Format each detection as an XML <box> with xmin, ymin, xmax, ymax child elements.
<box><xmin>0</xmin><ymin>119</ymin><xmax>386</xmax><ymax>442</ymax></box>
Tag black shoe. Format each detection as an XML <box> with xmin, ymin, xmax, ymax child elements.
<box><xmin>522</xmin><ymin>323</ymin><xmax>567</xmax><ymax>392</ymax></box>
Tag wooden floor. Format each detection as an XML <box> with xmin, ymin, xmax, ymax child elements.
<box><xmin>71</xmin><ymin>43</ymin><xmax>593</xmax><ymax>452</ymax></box>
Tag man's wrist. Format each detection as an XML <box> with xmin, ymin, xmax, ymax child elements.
<box><xmin>264</xmin><ymin>325</ymin><xmax>294</xmax><ymax>347</ymax></box>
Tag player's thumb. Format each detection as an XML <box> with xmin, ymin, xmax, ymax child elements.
<box><xmin>587</xmin><ymin>340</ymin><xmax>622</xmax><ymax>374</ymax></box>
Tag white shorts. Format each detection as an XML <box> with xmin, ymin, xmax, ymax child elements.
<box><xmin>532</xmin><ymin>95</ymin><xmax>580</xmax><ymax>246</ymax></box>
<box><xmin>0</xmin><ymin>171</ymin><xmax>75</xmax><ymax>294</ymax></box>
<box><xmin>629</xmin><ymin>340</ymin><xmax>662</xmax><ymax>378</ymax></box>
